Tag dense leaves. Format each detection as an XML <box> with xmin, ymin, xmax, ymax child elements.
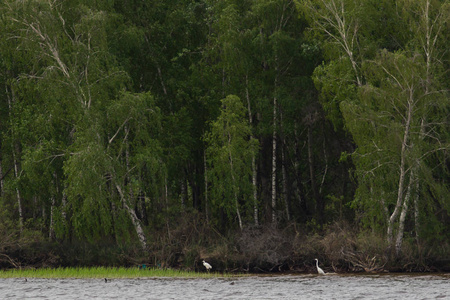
<box><xmin>0</xmin><ymin>0</ymin><xmax>448</xmax><ymax>262</ymax></box>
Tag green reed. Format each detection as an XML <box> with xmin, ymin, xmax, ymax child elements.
<box><xmin>0</xmin><ymin>267</ymin><xmax>233</xmax><ymax>279</ymax></box>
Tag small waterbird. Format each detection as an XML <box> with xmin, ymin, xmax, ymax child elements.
<box><xmin>202</xmin><ymin>260</ymin><xmax>212</xmax><ymax>272</ymax></box>
<box><xmin>315</xmin><ymin>258</ymin><xmax>325</xmax><ymax>275</ymax></box>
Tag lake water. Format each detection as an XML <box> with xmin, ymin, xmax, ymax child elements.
<box><xmin>1</xmin><ymin>273</ymin><xmax>449</xmax><ymax>299</ymax></box>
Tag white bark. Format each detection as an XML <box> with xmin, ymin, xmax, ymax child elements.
<box><xmin>116</xmin><ymin>184</ymin><xmax>147</xmax><ymax>250</ymax></box>
<box><xmin>414</xmin><ymin>179</ymin><xmax>420</xmax><ymax>243</ymax></box>
<box><xmin>281</xmin><ymin>145</ymin><xmax>290</xmax><ymax>221</ymax></box>
<box><xmin>387</xmin><ymin>92</ymin><xmax>413</xmax><ymax>251</ymax></box>
<box><xmin>227</xmin><ymin>131</ymin><xmax>243</xmax><ymax>230</ymax></box>
<box><xmin>271</xmin><ymin>65</ymin><xmax>278</xmax><ymax>225</ymax></box>
<box><xmin>306</xmin><ymin>0</ymin><xmax>362</xmax><ymax>86</ymax></box>
<box><xmin>49</xmin><ymin>196</ymin><xmax>55</xmax><ymax>240</ymax></box>
<box><xmin>7</xmin><ymin>85</ymin><xmax>23</xmax><ymax>234</ymax></box>
<box><xmin>204</xmin><ymin>151</ymin><xmax>209</xmax><ymax>223</ymax></box>
<box><xmin>0</xmin><ymin>162</ymin><xmax>4</xmax><ymax>198</ymax></box>
<box><xmin>395</xmin><ymin>171</ymin><xmax>414</xmax><ymax>255</ymax></box>
<box><xmin>245</xmin><ymin>75</ymin><xmax>259</xmax><ymax>226</ymax></box>
<box><xmin>13</xmin><ymin>153</ymin><xmax>23</xmax><ymax>235</ymax></box>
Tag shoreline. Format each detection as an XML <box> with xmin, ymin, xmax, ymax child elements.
<box><xmin>0</xmin><ymin>266</ymin><xmax>448</xmax><ymax>279</ymax></box>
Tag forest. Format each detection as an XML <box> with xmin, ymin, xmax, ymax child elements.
<box><xmin>0</xmin><ymin>0</ymin><xmax>449</xmax><ymax>272</ymax></box>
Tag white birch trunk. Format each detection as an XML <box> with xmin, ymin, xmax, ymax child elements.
<box><xmin>0</xmin><ymin>161</ymin><xmax>4</xmax><ymax>198</ymax></box>
<box><xmin>116</xmin><ymin>184</ymin><xmax>147</xmax><ymax>250</ymax></box>
<box><xmin>308</xmin><ymin>0</ymin><xmax>362</xmax><ymax>86</ymax></box>
<box><xmin>13</xmin><ymin>150</ymin><xmax>23</xmax><ymax>234</ymax></box>
<box><xmin>395</xmin><ymin>171</ymin><xmax>414</xmax><ymax>256</ymax></box>
<box><xmin>387</xmin><ymin>97</ymin><xmax>413</xmax><ymax>251</ymax></box>
<box><xmin>204</xmin><ymin>151</ymin><xmax>209</xmax><ymax>224</ymax></box>
<box><xmin>7</xmin><ymin>84</ymin><xmax>23</xmax><ymax>234</ymax></box>
<box><xmin>227</xmin><ymin>132</ymin><xmax>243</xmax><ymax>230</ymax></box>
<box><xmin>271</xmin><ymin>66</ymin><xmax>278</xmax><ymax>225</ymax></box>
<box><xmin>49</xmin><ymin>196</ymin><xmax>55</xmax><ymax>240</ymax></box>
<box><xmin>245</xmin><ymin>75</ymin><xmax>259</xmax><ymax>226</ymax></box>
<box><xmin>414</xmin><ymin>178</ymin><xmax>420</xmax><ymax>243</ymax></box>
<box><xmin>281</xmin><ymin>145</ymin><xmax>290</xmax><ymax>221</ymax></box>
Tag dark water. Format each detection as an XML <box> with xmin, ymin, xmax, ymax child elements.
<box><xmin>1</xmin><ymin>274</ymin><xmax>449</xmax><ymax>299</ymax></box>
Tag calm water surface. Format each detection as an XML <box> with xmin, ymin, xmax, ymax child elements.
<box><xmin>1</xmin><ymin>274</ymin><xmax>449</xmax><ymax>299</ymax></box>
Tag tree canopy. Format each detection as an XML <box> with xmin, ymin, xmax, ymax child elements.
<box><xmin>0</xmin><ymin>0</ymin><xmax>448</xmax><ymax>264</ymax></box>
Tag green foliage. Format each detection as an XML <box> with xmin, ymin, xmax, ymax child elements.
<box><xmin>205</xmin><ymin>95</ymin><xmax>259</xmax><ymax>225</ymax></box>
<box><xmin>0</xmin><ymin>0</ymin><xmax>447</xmax><ymax>266</ymax></box>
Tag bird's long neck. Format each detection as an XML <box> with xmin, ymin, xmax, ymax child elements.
<box><xmin>316</xmin><ymin>260</ymin><xmax>319</xmax><ymax>268</ymax></box>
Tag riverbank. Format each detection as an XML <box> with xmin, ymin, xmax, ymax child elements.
<box><xmin>1</xmin><ymin>221</ymin><xmax>449</xmax><ymax>274</ymax></box>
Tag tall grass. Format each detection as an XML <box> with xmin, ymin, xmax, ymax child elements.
<box><xmin>0</xmin><ymin>267</ymin><xmax>232</xmax><ymax>279</ymax></box>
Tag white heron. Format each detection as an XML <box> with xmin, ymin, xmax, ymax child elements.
<box><xmin>314</xmin><ymin>258</ymin><xmax>325</xmax><ymax>275</ymax></box>
<box><xmin>202</xmin><ymin>260</ymin><xmax>212</xmax><ymax>272</ymax></box>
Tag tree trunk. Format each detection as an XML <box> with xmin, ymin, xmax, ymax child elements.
<box><xmin>271</xmin><ymin>65</ymin><xmax>278</xmax><ymax>225</ymax></box>
<box><xmin>414</xmin><ymin>179</ymin><xmax>420</xmax><ymax>244</ymax></box>
<box><xmin>245</xmin><ymin>75</ymin><xmax>259</xmax><ymax>226</ymax></box>
<box><xmin>308</xmin><ymin>0</ymin><xmax>362</xmax><ymax>86</ymax></box>
<box><xmin>280</xmin><ymin>109</ymin><xmax>290</xmax><ymax>221</ymax></box>
<box><xmin>395</xmin><ymin>171</ymin><xmax>414</xmax><ymax>256</ymax></box>
<box><xmin>6</xmin><ymin>82</ymin><xmax>23</xmax><ymax>234</ymax></box>
<box><xmin>387</xmin><ymin>98</ymin><xmax>413</xmax><ymax>251</ymax></box>
<box><xmin>116</xmin><ymin>183</ymin><xmax>147</xmax><ymax>250</ymax></box>
<box><xmin>7</xmin><ymin>85</ymin><xmax>23</xmax><ymax>235</ymax></box>
<box><xmin>49</xmin><ymin>196</ymin><xmax>56</xmax><ymax>240</ymax></box>
<box><xmin>0</xmin><ymin>160</ymin><xmax>4</xmax><ymax>198</ymax></box>
<box><xmin>227</xmin><ymin>132</ymin><xmax>243</xmax><ymax>230</ymax></box>
<box><xmin>281</xmin><ymin>144</ymin><xmax>290</xmax><ymax>221</ymax></box>
<box><xmin>12</xmin><ymin>150</ymin><xmax>23</xmax><ymax>235</ymax></box>
<box><xmin>204</xmin><ymin>151</ymin><xmax>209</xmax><ymax>224</ymax></box>
<box><xmin>307</xmin><ymin>123</ymin><xmax>322</xmax><ymax>225</ymax></box>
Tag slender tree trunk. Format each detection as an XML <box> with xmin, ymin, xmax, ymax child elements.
<box><xmin>279</xmin><ymin>110</ymin><xmax>290</xmax><ymax>221</ymax></box>
<box><xmin>293</xmin><ymin>124</ymin><xmax>305</xmax><ymax>212</ymax></box>
<box><xmin>157</xmin><ymin>64</ymin><xmax>168</xmax><ymax>96</ymax></box>
<box><xmin>165</xmin><ymin>175</ymin><xmax>171</xmax><ymax>238</ymax></box>
<box><xmin>49</xmin><ymin>172</ymin><xmax>60</xmax><ymax>241</ymax></box>
<box><xmin>181</xmin><ymin>179</ymin><xmax>187</xmax><ymax>209</ymax></box>
<box><xmin>12</xmin><ymin>151</ymin><xmax>23</xmax><ymax>234</ymax></box>
<box><xmin>395</xmin><ymin>171</ymin><xmax>414</xmax><ymax>256</ymax></box>
<box><xmin>49</xmin><ymin>196</ymin><xmax>56</xmax><ymax>240</ymax></box>
<box><xmin>204</xmin><ymin>151</ymin><xmax>209</xmax><ymax>224</ymax></box>
<box><xmin>319</xmin><ymin>129</ymin><xmax>328</xmax><ymax>195</ymax></box>
<box><xmin>307</xmin><ymin>123</ymin><xmax>321</xmax><ymax>225</ymax></box>
<box><xmin>271</xmin><ymin>64</ymin><xmax>278</xmax><ymax>225</ymax></box>
<box><xmin>227</xmin><ymin>132</ymin><xmax>243</xmax><ymax>230</ymax></box>
<box><xmin>245</xmin><ymin>75</ymin><xmax>259</xmax><ymax>226</ymax></box>
<box><xmin>61</xmin><ymin>192</ymin><xmax>68</xmax><ymax>238</ymax></box>
<box><xmin>6</xmin><ymin>83</ymin><xmax>23</xmax><ymax>234</ymax></box>
<box><xmin>281</xmin><ymin>144</ymin><xmax>290</xmax><ymax>221</ymax></box>
<box><xmin>116</xmin><ymin>184</ymin><xmax>147</xmax><ymax>250</ymax></box>
<box><xmin>308</xmin><ymin>0</ymin><xmax>362</xmax><ymax>86</ymax></box>
<box><xmin>0</xmin><ymin>160</ymin><xmax>4</xmax><ymax>198</ymax></box>
<box><xmin>414</xmin><ymin>179</ymin><xmax>420</xmax><ymax>243</ymax></box>
<box><xmin>387</xmin><ymin>98</ymin><xmax>413</xmax><ymax>251</ymax></box>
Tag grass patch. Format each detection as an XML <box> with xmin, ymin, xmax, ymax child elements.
<box><xmin>0</xmin><ymin>267</ymin><xmax>234</xmax><ymax>279</ymax></box>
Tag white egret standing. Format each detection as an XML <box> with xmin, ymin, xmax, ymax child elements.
<box><xmin>202</xmin><ymin>260</ymin><xmax>212</xmax><ymax>272</ymax></box>
<box><xmin>314</xmin><ymin>258</ymin><xmax>325</xmax><ymax>275</ymax></box>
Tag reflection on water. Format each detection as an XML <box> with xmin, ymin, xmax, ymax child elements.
<box><xmin>1</xmin><ymin>274</ymin><xmax>449</xmax><ymax>299</ymax></box>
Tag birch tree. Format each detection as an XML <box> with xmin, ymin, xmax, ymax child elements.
<box><xmin>342</xmin><ymin>50</ymin><xmax>449</xmax><ymax>255</ymax></box>
<box><xmin>205</xmin><ymin>95</ymin><xmax>259</xmax><ymax>230</ymax></box>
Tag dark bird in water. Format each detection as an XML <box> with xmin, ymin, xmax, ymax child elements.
<box><xmin>104</xmin><ymin>278</ymin><xmax>108</xmax><ymax>283</ymax></box>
